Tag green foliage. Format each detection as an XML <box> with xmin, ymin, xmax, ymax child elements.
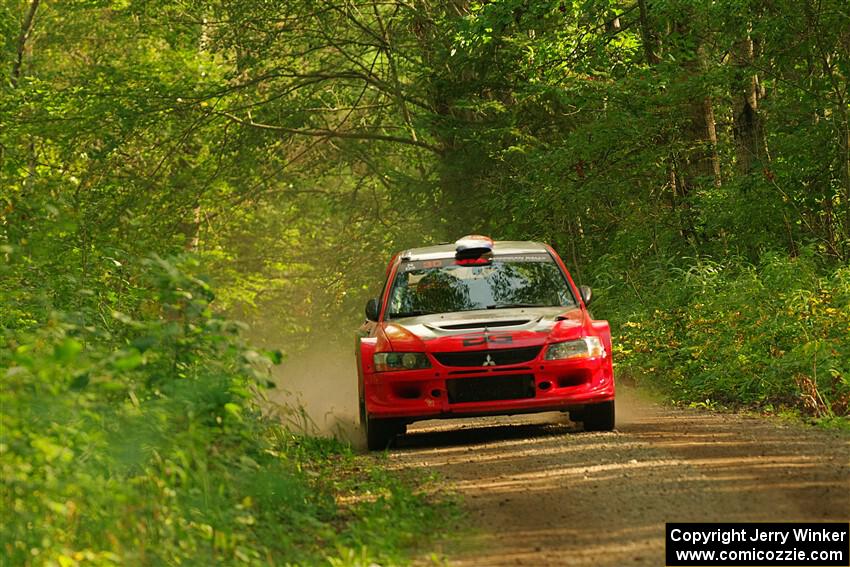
<box><xmin>427</xmin><ymin>0</ymin><xmax>849</xmax><ymax>419</ymax></box>
<box><xmin>2</xmin><ymin>1</ymin><xmax>849</xmax><ymax>562</ymax></box>
<box><xmin>1</xmin><ymin>258</ymin><xmax>453</xmax><ymax>566</ymax></box>
<box><xmin>606</xmin><ymin>253</ymin><xmax>850</xmax><ymax>419</ymax></box>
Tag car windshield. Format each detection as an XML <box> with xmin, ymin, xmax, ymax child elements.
<box><xmin>387</xmin><ymin>253</ymin><xmax>576</xmax><ymax>318</ymax></box>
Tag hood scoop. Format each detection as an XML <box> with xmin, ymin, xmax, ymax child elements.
<box><xmin>426</xmin><ymin>319</ymin><xmax>533</xmax><ymax>331</ymax></box>
<box><xmin>437</xmin><ymin>319</ymin><xmax>531</xmax><ymax>330</ymax></box>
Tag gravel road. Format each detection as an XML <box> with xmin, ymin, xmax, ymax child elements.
<box><xmin>383</xmin><ymin>388</ymin><xmax>850</xmax><ymax>566</ymax></box>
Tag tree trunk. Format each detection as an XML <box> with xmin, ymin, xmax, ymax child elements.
<box><xmin>11</xmin><ymin>0</ymin><xmax>40</xmax><ymax>87</ymax></box>
<box><xmin>10</xmin><ymin>0</ymin><xmax>41</xmax><ymax>194</ymax></box>
<box><xmin>680</xmin><ymin>94</ymin><xmax>721</xmax><ymax>194</ymax></box>
<box><xmin>839</xmin><ymin>105</ymin><xmax>850</xmax><ymax>260</ymax></box>
<box><xmin>637</xmin><ymin>0</ymin><xmax>660</xmax><ymax>65</ymax></box>
<box><xmin>185</xmin><ymin>14</ymin><xmax>212</xmax><ymax>252</ymax></box>
<box><xmin>731</xmin><ymin>34</ymin><xmax>764</xmax><ymax>175</ymax></box>
<box><xmin>678</xmin><ymin>23</ymin><xmax>721</xmax><ymax>197</ymax></box>
<box><xmin>704</xmin><ymin>95</ymin><xmax>722</xmax><ymax>187</ymax></box>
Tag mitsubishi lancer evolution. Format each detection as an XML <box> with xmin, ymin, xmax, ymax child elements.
<box><xmin>356</xmin><ymin>235</ymin><xmax>615</xmax><ymax>449</ymax></box>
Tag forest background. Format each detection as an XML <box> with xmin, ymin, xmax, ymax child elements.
<box><xmin>2</xmin><ymin>0</ymin><xmax>848</xmax><ymax>564</ymax></box>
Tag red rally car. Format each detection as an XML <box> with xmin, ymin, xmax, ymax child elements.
<box><xmin>356</xmin><ymin>236</ymin><xmax>615</xmax><ymax>449</ymax></box>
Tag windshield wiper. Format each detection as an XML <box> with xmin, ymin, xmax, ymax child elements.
<box><xmin>388</xmin><ymin>310</ymin><xmax>435</xmax><ymax>318</ymax></box>
<box><xmin>486</xmin><ymin>302</ymin><xmax>551</xmax><ymax>309</ymax></box>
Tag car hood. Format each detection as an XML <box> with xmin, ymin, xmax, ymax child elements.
<box><xmin>379</xmin><ymin>306</ymin><xmax>588</xmax><ymax>352</ymax></box>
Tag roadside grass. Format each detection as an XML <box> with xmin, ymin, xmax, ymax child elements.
<box><xmin>597</xmin><ymin>252</ymin><xmax>850</xmax><ymax>423</ymax></box>
<box><xmin>811</xmin><ymin>415</ymin><xmax>850</xmax><ymax>430</ymax></box>
<box><xmin>617</xmin><ymin>370</ymin><xmax>850</xmax><ymax>435</ymax></box>
<box><xmin>297</xmin><ymin>438</ymin><xmax>462</xmax><ymax>566</ymax></box>
<box><xmin>1</xmin><ymin>389</ymin><xmax>458</xmax><ymax>566</ymax></box>
<box><xmin>1</xmin><ymin>257</ymin><xmax>457</xmax><ymax>566</ymax></box>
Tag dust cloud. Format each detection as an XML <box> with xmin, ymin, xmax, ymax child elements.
<box><xmin>265</xmin><ymin>342</ymin><xmax>366</xmax><ymax>450</ymax></box>
<box><xmin>614</xmin><ymin>382</ymin><xmax>666</xmax><ymax>426</ymax></box>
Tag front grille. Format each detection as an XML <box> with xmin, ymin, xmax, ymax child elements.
<box><xmin>447</xmin><ymin>366</ymin><xmax>532</xmax><ymax>375</ymax></box>
<box><xmin>447</xmin><ymin>374</ymin><xmax>536</xmax><ymax>404</ymax></box>
<box><xmin>432</xmin><ymin>346</ymin><xmax>542</xmax><ymax>367</ymax></box>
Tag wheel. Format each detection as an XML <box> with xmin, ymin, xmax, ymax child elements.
<box><xmin>581</xmin><ymin>400</ymin><xmax>615</xmax><ymax>431</ymax></box>
<box><xmin>365</xmin><ymin>416</ymin><xmax>402</xmax><ymax>450</ymax></box>
<box><xmin>361</xmin><ymin>399</ymin><xmax>405</xmax><ymax>450</ymax></box>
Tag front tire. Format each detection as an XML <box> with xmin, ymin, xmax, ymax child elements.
<box><xmin>582</xmin><ymin>400</ymin><xmax>615</xmax><ymax>431</ymax></box>
<box><xmin>361</xmin><ymin>400</ymin><xmax>405</xmax><ymax>450</ymax></box>
<box><xmin>365</xmin><ymin>416</ymin><xmax>403</xmax><ymax>450</ymax></box>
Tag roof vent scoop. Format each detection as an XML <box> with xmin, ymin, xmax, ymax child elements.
<box><xmin>454</xmin><ymin>235</ymin><xmax>494</xmax><ymax>264</ymax></box>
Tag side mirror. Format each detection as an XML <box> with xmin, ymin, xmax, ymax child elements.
<box><xmin>579</xmin><ymin>285</ymin><xmax>593</xmax><ymax>306</ymax></box>
<box><xmin>365</xmin><ymin>298</ymin><xmax>380</xmax><ymax>321</ymax></box>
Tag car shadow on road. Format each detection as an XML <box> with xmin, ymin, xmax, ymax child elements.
<box><xmin>394</xmin><ymin>413</ymin><xmax>582</xmax><ymax>450</ymax></box>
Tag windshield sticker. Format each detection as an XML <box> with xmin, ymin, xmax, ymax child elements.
<box><xmin>491</xmin><ymin>254</ymin><xmax>552</xmax><ymax>263</ymax></box>
<box><xmin>400</xmin><ymin>253</ymin><xmax>551</xmax><ymax>272</ymax></box>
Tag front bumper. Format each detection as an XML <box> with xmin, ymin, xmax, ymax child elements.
<box><xmin>363</xmin><ymin>355</ymin><xmax>614</xmax><ymax>421</ymax></box>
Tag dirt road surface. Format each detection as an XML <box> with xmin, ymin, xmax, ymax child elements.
<box><xmin>384</xmin><ymin>388</ymin><xmax>850</xmax><ymax>566</ymax></box>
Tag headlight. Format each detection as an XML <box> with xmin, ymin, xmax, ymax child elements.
<box><xmin>373</xmin><ymin>352</ymin><xmax>431</xmax><ymax>372</ymax></box>
<box><xmin>545</xmin><ymin>337</ymin><xmax>605</xmax><ymax>360</ymax></box>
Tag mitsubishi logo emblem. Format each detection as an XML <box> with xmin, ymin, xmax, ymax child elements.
<box><xmin>482</xmin><ymin>354</ymin><xmax>496</xmax><ymax>366</ymax></box>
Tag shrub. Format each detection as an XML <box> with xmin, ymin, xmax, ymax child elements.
<box><xmin>1</xmin><ymin>256</ymin><xmax>451</xmax><ymax>566</ymax></box>
<box><xmin>604</xmin><ymin>252</ymin><xmax>850</xmax><ymax>419</ymax></box>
